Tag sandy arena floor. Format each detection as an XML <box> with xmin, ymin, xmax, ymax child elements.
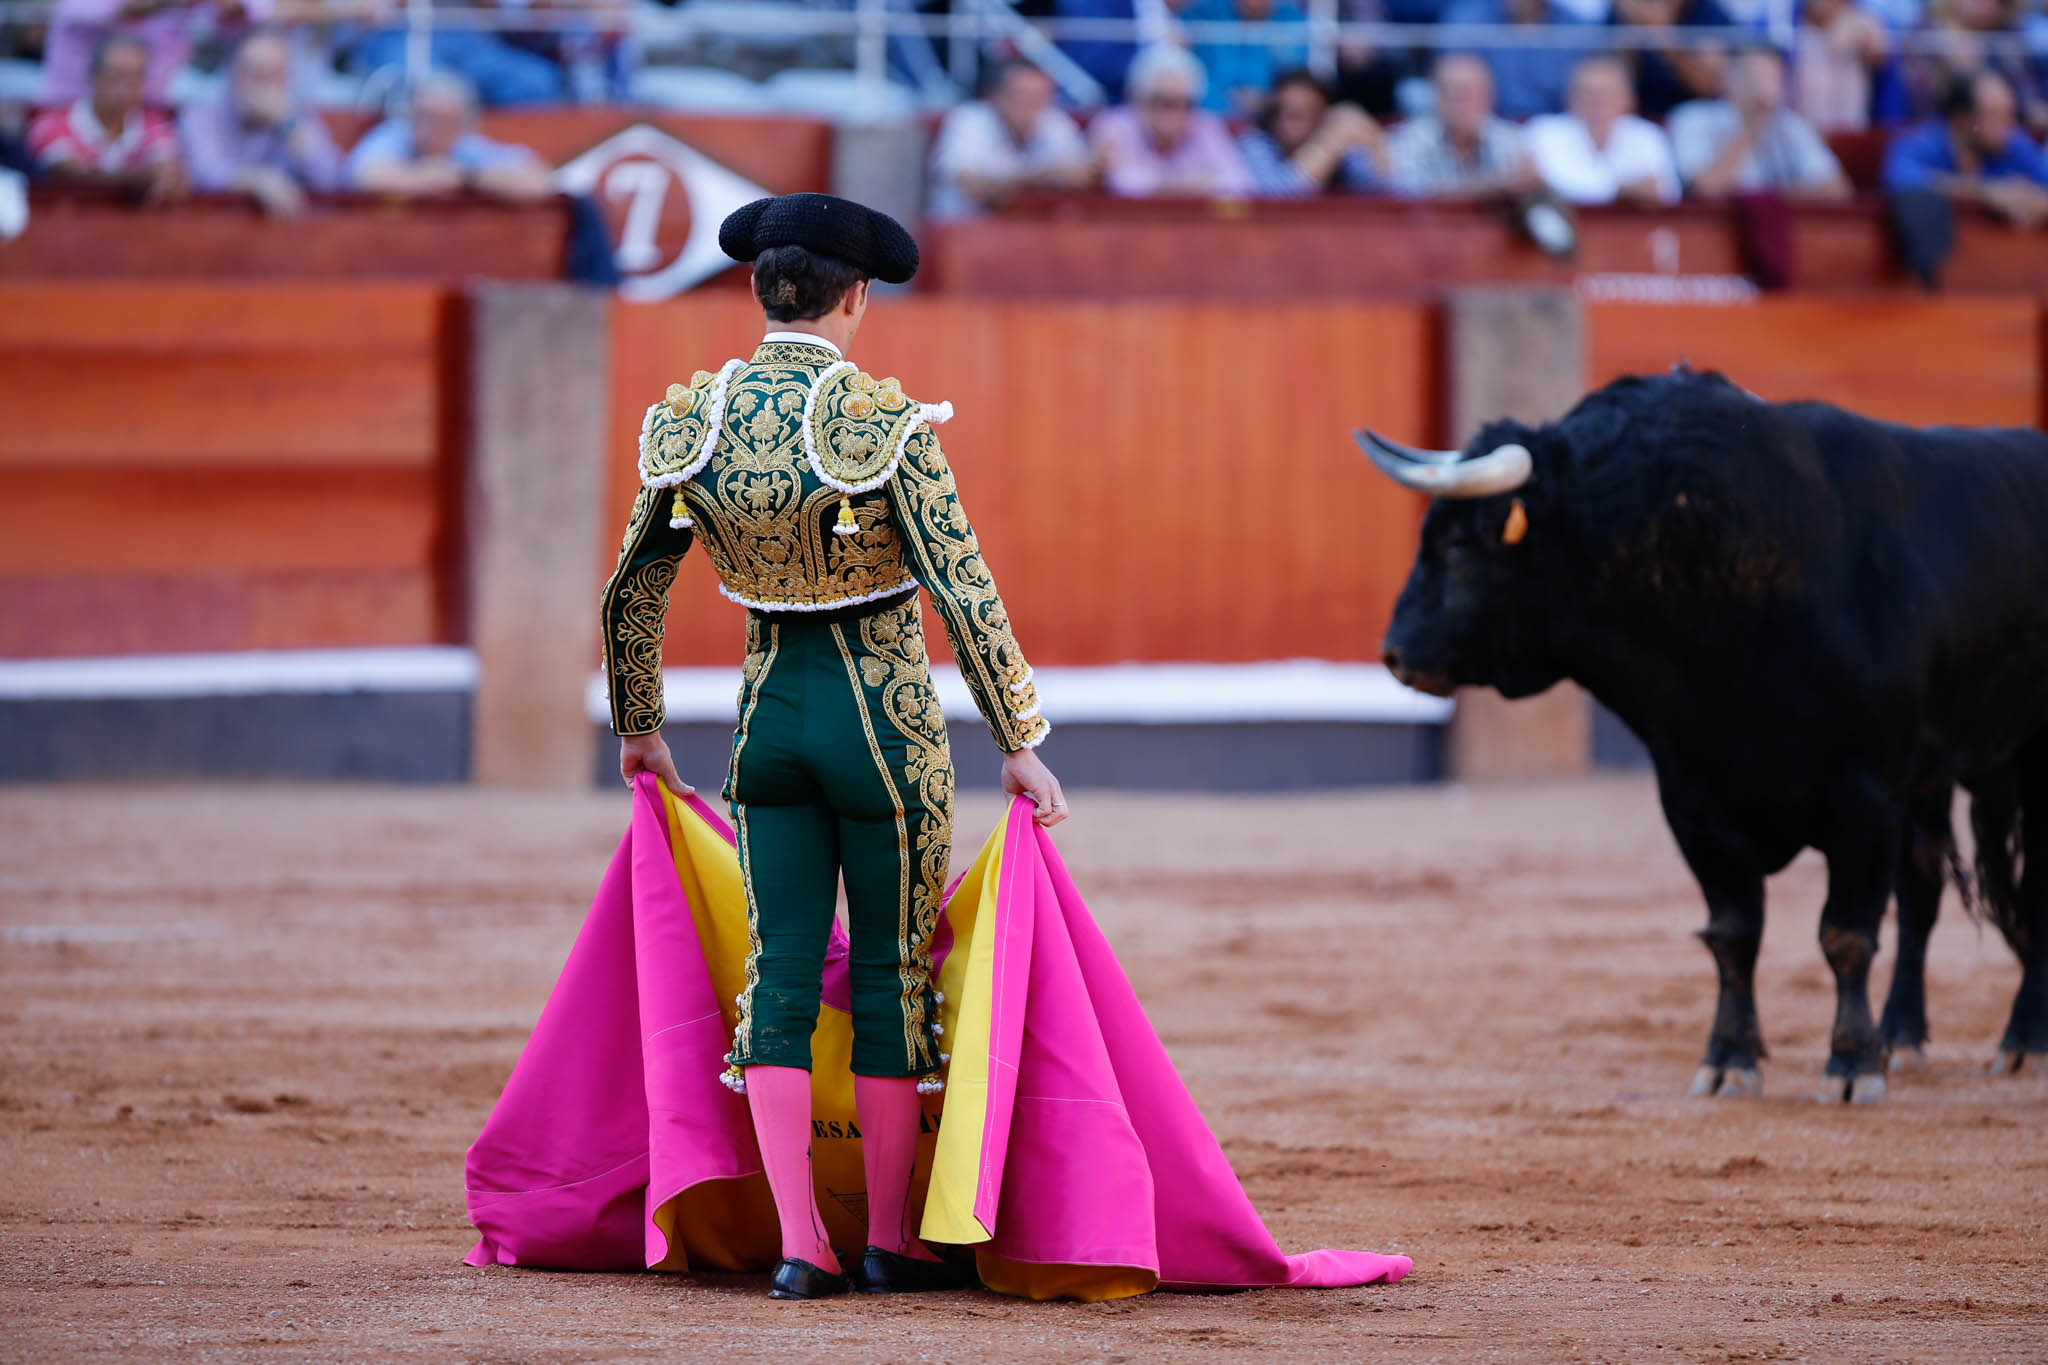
<box><xmin>2</xmin><ymin>776</ymin><xmax>2044</xmax><ymax>1363</ymax></box>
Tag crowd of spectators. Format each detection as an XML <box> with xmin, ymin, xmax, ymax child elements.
<box><xmin>3</xmin><ymin>0</ymin><xmax>2046</xmax><ymax>238</ymax></box>
<box><xmin>926</xmin><ymin>7</ymin><xmax>2043</xmax><ymax>236</ymax></box>
<box><xmin>11</xmin><ymin>27</ymin><xmax>555</xmax><ymax>213</ymax></box>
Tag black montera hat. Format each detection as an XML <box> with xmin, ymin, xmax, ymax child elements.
<box><xmin>717</xmin><ymin>193</ymin><xmax>920</xmax><ymax>285</ymax></box>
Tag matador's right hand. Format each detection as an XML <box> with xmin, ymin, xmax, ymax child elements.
<box><xmin>620</xmin><ymin>733</ymin><xmax>693</xmax><ymax>796</ymax></box>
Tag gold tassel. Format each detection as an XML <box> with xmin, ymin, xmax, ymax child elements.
<box><xmin>670</xmin><ymin>488</ymin><xmax>693</xmax><ymax>530</ymax></box>
<box><xmin>833</xmin><ymin>497</ymin><xmax>858</xmax><ymax>537</ymax></box>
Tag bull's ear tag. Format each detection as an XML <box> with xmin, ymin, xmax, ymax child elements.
<box><xmin>1502</xmin><ymin>498</ymin><xmax>1529</xmax><ymax>546</ymax></box>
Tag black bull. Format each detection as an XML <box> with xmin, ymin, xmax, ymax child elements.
<box><xmin>1365</xmin><ymin>369</ymin><xmax>2048</xmax><ymax>1103</ymax></box>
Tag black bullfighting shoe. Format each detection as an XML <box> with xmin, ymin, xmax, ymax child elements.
<box><xmin>767</xmin><ymin>1257</ymin><xmax>849</xmax><ymax>1300</ymax></box>
<box><xmin>851</xmin><ymin>1245</ymin><xmax>980</xmax><ymax>1294</ymax></box>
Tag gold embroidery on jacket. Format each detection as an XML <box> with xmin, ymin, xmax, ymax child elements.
<box><xmin>857</xmin><ymin>600</ymin><xmax>954</xmax><ymax>1068</ymax></box>
<box><xmin>886</xmin><ymin>429</ymin><xmax>1046</xmax><ymax>750</ymax></box>
<box><xmin>628</xmin><ymin>349</ymin><xmax>1042</xmax><ymax>748</ymax></box>
<box><xmin>599</xmin><ymin>485</ymin><xmax>680</xmax><ymax>736</ymax></box>
<box><xmin>681</xmin><ymin>362</ymin><xmax>918</xmax><ymax>609</ymax></box>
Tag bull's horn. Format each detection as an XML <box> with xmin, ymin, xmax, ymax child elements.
<box><xmin>1353</xmin><ymin>429</ymin><xmax>1533</xmax><ymax>499</ymax></box>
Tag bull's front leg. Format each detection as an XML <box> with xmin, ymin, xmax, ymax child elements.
<box><xmin>1817</xmin><ymin>817</ymin><xmax>1898</xmax><ymax>1104</ymax></box>
<box><xmin>1878</xmin><ymin>789</ymin><xmax>1950</xmax><ymax>1070</ymax></box>
<box><xmin>1686</xmin><ymin>863</ymin><xmax>1768</xmax><ymax>1099</ymax></box>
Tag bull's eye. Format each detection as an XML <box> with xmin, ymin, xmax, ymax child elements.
<box><xmin>1501</xmin><ymin>498</ymin><xmax>1529</xmax><ymax>546</ymax></box>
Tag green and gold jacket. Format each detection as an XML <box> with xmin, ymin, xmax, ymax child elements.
<box><xmin>600</xmin><ymin>337</ymin><xmax>1048</xmax><ymax>753</ymax></box>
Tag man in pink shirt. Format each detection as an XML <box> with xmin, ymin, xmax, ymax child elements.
<box><xmin>40</xmin><ymin>0</ymin><xmax>271</xmax><ymax>106</ymax></box>
<box><xmin>1090</xmin><ymin>43</ymin><xmax>1255</xmax><ymax>198</ymax></box>
<box><xmin>28</xmin><ymin>32</ymin><xmax>186</xmax><ymax>202</ymax></box>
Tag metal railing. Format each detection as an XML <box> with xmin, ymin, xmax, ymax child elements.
<box><xmin>3</xmin><ymin>0</ymin><xmax>2041</xmax><ymax>110</ymax></box>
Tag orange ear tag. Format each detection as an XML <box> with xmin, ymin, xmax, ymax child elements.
<box><xmin>1502</xmin><ymin>498</ymin><xmax>1529</xmax><ymax>546</ymax></box>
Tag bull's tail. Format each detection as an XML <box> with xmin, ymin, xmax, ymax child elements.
<box><xmin>1967</xmin><ymin>771</ymin><xmax>2030</xmax><ymax>959</ymax></box>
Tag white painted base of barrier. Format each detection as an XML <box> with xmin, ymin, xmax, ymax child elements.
<box><xmin>0</xmin><ymin>649</ymin><xmax>1453</xmax><ymax>728</ymax></box>
<box><xmin>581</xmin><ymin>659</ymin><xmax>1453</xmax><ymax>727</ymax></box>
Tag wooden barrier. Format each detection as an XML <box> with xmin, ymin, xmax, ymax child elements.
<box><xmin>1585</xmin><ymin>296</ymin><xmax>2043</xmax><ymax>428</ymax></box>
<box><xmin>0</xmin><ymin>282</ymin><xmax>459</xmax><ymax>656</ymax></box>
<box><xmin>1</xmin><ymin>190</ymin><xmax>575</xmax><ymax>281</ymax></box>
<box><xmin>606</xmin><ymin>295</ymin><xmax>1439</xmax><ymax>668</ymax></box>
<box><xmin>927</xmin><ymin>196</ymin><xmax>2048</xmax><ymax>298</ymax></box>
<box><xmin>4</xmin><ymin>283</ymin><xmax>2041</xmax><ymax>670</ymax></box>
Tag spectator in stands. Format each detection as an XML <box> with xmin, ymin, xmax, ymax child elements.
<box><xmin>1903</xmin><ymin>0</ymin><xmax>2048</xmax><ymax>137</ymax></box>
<box><xmin>927</xmin><ymin>58</ymin><xmax>1093</xmax><ymax>219</ymax></box>
<box><xmin>1387</xmin><ymin>53</ymin><xmax>1539</xmax><ymax>198</ymax></box>
<box><xmin>348</xmin><ymin>0</ymin><xmax>569</xmax><ymax>108</ymax></box>
<box><xmin>1611</xmin><ymin>0</ymin><xmax>1738</xmax><ymax>121</ymax></box>
<box><xmin>1091</xmin><ymin>43</ymin><xmax>1255</xmax><ymax>196</ymax></box>
<box><xmin>178</xmin><ymin>29</ymin><xmax>342</xmax><ymax>216</ymax></box>
<box><xmin>28</xmin><ymin>33</ymin><xmax>185</xmax><ymax>202</ymax></box>
<box><xmin>1527</xmin><ymin>54</ymin><xmax>1682</xmax><ymax>203</ymax></box>
<box><xmin>1439</xmin><ymin>0</ymin><xmax>1592</xmax><ymax>121</ymax></box>
<box><xmin>1238</xmin><ymin>68</ymin><xmax>1385</xmax><ymax>194</ymax></box>
<box><xmin>1671</xmin><ymin>46</ymin><xmax>1852</xmax><ymax>199</ymax></box>
<box><xmin>1792</xmin><ymin>0</ymin><xmax>1892</xmax><ymax>132</ymax></box>
<box><xmin>40</xmin><ymin>0</ymin><xmax>270</xmax><ymax>106</ymax></box>
<box><xmin>1884</xmin><ymin>69</ymin><xmax>2048</xmax><ymax>227</ymax></box>
<box><xmin>346</xmin><ymin>70</ymin><xmax>556</xmax><ymax>201</ymax></box>
<box><xmin>1184</xmin><ymin>0</ymin><xmax>1309</xmax><ymax>116</ymax></box>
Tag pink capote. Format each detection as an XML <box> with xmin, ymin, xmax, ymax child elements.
<box><xmin>463</xmin><ymin>774</ymin><xmax>1412</xmax><ymax>1299</ymax></box>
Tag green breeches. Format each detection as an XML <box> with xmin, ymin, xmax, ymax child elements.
<box><xmin>723</xmin><ymin>597</ymin><xmax>955</xmax><ymax>1080</ymax></box>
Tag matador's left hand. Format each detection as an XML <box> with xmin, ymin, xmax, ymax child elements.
<box><xmin>620</xmin><ymin>733</ymin><xmax>693</xmax><ymax>796</ymax></box>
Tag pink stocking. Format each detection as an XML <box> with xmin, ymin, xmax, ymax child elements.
<box><xmin>745</xmin><ymin>1066</ymin><xmax>839</xmax><ymax>1273</ymax></box>
<box><xmin>855</xmin><ymin>1075</ymin><xmax>940</xmax><ymax>1261</ymax></box>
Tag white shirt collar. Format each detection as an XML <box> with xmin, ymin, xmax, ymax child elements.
<box><xmin>69</xmin><ymin>98</ymin><xmax>143</xmax><ymax>158</ymax></box>
<box><xmin>761</xmin><ymin>330</ymin><xmax>842</xmax><ymax>358</ymax></box>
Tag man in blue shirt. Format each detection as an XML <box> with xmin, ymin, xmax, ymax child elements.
<box><xmin>347</xmin><ymin>70</ymin><xmax>556</xmax><ymax>202</ymax></box>
<box><xmin>1885</xmin><ymin>70</ymin><xmax>2048</xmax><ymax>230</ymax></box>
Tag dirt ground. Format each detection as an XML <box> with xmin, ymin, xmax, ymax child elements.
<box><xmin>2</xmin><ymin>775</ymin><xmax>2044</xmax><ymax>1364</ymax></box>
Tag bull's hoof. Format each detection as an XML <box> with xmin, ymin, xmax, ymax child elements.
<box><xmin>1814</xmin><ymin>1073</ymin><xmax>1886</xmax><ymax>1104</ymax></box>
<box><xmin>1886</xmin><ymin>1046</ymin><xmax>1928</xmax><ymax>1073</ymax></box>
<box><xmin>1989</xmin><ymin>1049</ymin><xmax>2027</xmax><ymax>1076</ymax></box>
<box><xmin>1716</xmin><ymin>1067</ymin><xmax>1763</xmax><ymax>1099</ymax></box>
<box><xmin>1690</xmin><ymin>1064</ymin><xmax>1763</xmax><ymax>1098</ymax></box>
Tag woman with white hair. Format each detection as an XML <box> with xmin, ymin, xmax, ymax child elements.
<box><xmin>1088</xmin><ymin>43</ymin><xmax>1255</xmax><ymax>197</ymax></box>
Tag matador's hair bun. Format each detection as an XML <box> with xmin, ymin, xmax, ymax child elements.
<box><xmin>717</xmin><ymin>193</ymin><xmax>920</xmax><ymax>285</ymax></box>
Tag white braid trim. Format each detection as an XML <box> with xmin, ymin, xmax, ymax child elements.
<box><xmin>798</xmin><ymin>359</ymin><xmax>856</xmax><ymax>485</ymax></box>
<box><xmin>639</xmin><ymin>359</ymin><xmax>743</xmax><ymax>490</ymax></box>
<box><xmin>915</xmin><ymin>1077</ymin><xmax>946</xmax><ymax>1095</ymax></box>
<box><xmin>716</xmin><ymin>578</ymin><xmax>919</xmax><ymax>613</ymax></box>
<box><xmin>1007</xmin><ymin>669</ymin><xmax>1035</xmax><ymax>694</ymax></box>
<box><xmin>801</xmin><ymin>363</ymin><xmax>954</xmax><ymax>495</ymax></box>
<box><xmin>1012</xmin><ymin>702</ymin><xmax>1042</xmax><ymax>723</ymax></box>
<box><xmin>1013</xmin><ymin>719</ymin><xmax>1052</xmax><ymax>751</ymax></box>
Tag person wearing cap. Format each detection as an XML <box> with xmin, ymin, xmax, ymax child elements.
<box><xmin>599</xmin><ymin>193</ymin><xmax>1067</xmax><ymax>1302</ymax></box>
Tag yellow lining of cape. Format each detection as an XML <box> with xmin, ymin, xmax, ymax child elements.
<box><xmin>920</xmin><ymin>818</ymin><xmax>1006</xmax><ymax>1245</ymax></box>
